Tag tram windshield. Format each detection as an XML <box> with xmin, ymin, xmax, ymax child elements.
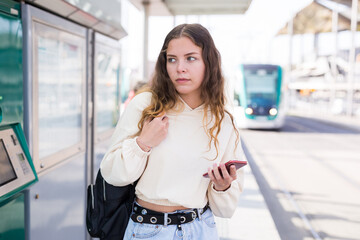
<box><xmin>243</xmin><ymin>66</ymin><xmax>279</xmax><ymax>115</ymax></box>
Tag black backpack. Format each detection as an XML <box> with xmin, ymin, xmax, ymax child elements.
<box><xmin>86</xmin><ymin>169</ymin><xmax>136</xmax><ymax>240</ymax></box>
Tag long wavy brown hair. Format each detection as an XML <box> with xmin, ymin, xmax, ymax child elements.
<box><xmin>138</xmin><ymin>23</ymin><xmax>239</xmax><ymax>159</ymax></box>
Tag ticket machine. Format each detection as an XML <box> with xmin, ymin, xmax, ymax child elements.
<box><xmin>0</xmin><ymin>1</ymin><xmax>38</xmax><ymax>239</ymax></box>
<box><xmin>0</xmin><ymin>124</ymin><xmax>38</xmax><ymax>200</ymax></box>
<box><xmin>0</xmin><ymin>124</ymin><xmax>38</xmax><ymax>240</ymax></box>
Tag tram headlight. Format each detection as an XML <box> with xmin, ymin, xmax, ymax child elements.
<box><xmin>269</xmin><ymin>108</ymin><xmax>278</xmax><ymax>116</ymax></box>
<box><xmin>245</xmin><ymin>107</ymin><xmax>253</xmax><ymax>115</ymax></box>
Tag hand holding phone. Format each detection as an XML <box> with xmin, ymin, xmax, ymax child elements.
<box><xmin>203</xmin><ymin>160</ymin><xmax>247</xmax><ymax>178</ymax></box>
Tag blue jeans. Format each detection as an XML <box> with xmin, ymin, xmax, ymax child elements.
<box><xmin>123</xmin><ymin>208</ymin><xmax>219</xmax><ymax>239</ymax></box>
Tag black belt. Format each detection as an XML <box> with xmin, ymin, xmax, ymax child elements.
<box><xmin>131</xmin><ymin>203</ymin><xmax>209</xmax><ymax>226</ymax></box>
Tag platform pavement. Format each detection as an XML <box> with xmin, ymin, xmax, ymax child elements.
<box><xmin>215</xmin><ymin>165</ymin><xmax>281</xmax><ymax>240</ymax></box>
<box><xmin>288</xmin><ymin>110</ymin><xmax>360</xmax><ymax>132</ymax></box>
<box><xmin>212</xmin><ymin>111</ymin><xmax>359</xmax><ymax>240</ymax></box>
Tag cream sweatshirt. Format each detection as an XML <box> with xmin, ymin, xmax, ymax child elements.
<box><xmin>100</xmin><ymin>92</ymin><xmax>245</xmax><ymax>218</ymax></box>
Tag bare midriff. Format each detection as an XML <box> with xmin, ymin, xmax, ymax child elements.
<box><xmin>136</xmin><ymin>197</ymin><xmax>189</xmax><ymax>213</ymax></box>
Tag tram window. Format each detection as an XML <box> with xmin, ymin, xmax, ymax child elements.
<box><xmin>244</xmin><ymin>70</ymin><xmax>277</xmax><ymax>94</ymax></box>
<box><xmin>0</xmin><ymin>139</ymin><xmax>17</xmax><ymax>186</ymax></box>
<box><xmin>95</xmin><ymin>43</ymin><xmax>120</xmax><ymax>135</ymax></box>
<box><xmin>34</xmin><ymin>22</ymin><xmax>85</xmax><ymax>160</ymax></box>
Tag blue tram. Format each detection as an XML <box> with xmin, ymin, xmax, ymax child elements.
<box><xmin>234</xmin><ymin>64</ymin><xmax>285</xmax><ymax>129</ymax></box>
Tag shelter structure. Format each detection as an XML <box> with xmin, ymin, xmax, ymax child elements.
<box><xmin>128</xmin><ymin>0</ymin><xmax>253</xmax><ymax>79</ymax></box>
<box><xmin>278</xmin><ymin>0</ymin><xmax>360</xmax><ymax>116</ymax></box>
<box><xmin>278</xmin><ymin>0</ymin><xmax>359</xmax><ymax>34</ymax></box>
<box><xmin>22</xmin><ymin>0</ymin><xmax>128</xmax><ymax>40</ymax></box>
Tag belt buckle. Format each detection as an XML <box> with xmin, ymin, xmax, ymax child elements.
<box><xmin>188</xmin><ymin>210</ymin><xmax>196</xmax><ymax>223</ymax></box>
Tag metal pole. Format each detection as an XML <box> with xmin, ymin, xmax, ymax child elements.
<box><xmin>288</xmin><ymin>17</ymin><xmax>294</xmax><ymax>110</ymax></box>
<box><xmin>347</xmin><ymin>0</ymin><xmax>358</xmax><ymax>116</ymax></box>
<box><xmin>330</xmin><ymin>3</ymin><xmax>339</xmax><ymax>113</ymax></box>
<box><xmin>143</xmin><ymin>0</ymin><xmax>150</xmax><ymax>81</ymax></box>
<box><xmin>300</xmin><ymin>34</ymin><xmax>304</xmax><ymax>63</ymax></box>
<box><xmin>288</xmin><ymin>17</ymin><xmax>293</xmax><ymax>71</ymax></box>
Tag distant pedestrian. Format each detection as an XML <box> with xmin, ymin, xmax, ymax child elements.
<box><xmin>123</xmin><ymin>81</ymin><xmax>147</xmax><ymax>108</ymax></box>
<box><xmin>100</xmin><ymin>23</ymin><xmax>245</xmax><ymax>239</ymax></box>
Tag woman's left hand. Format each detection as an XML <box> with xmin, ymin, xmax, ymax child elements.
<box><xmin>208</xmin><ymin>163</ymin><xmax>237</xmax><ymax>191</ymax></box>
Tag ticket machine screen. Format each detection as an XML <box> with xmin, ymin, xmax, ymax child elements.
<box><xmin>0</xmin><ymin>139</ymin><xmax>17</xmax><ymax>186</ymax></box>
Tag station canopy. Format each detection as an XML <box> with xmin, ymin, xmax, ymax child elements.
<box><xmin>26</xmin><ymin>0</ymin><xmax>127</xmax><ymax>39</ymax></box>
<box><xmin>278</xmin><ymin>0</ymin><xmax>360</xmax><ymax>35</ymax></box>
<box><xmin>129</xmin><ymin>0</ymin><xmax>252</xmax><ymax>16</ymax></box>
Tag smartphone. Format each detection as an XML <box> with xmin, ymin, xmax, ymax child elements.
<box><xmin>202</xmin><ymin>160</ymin><xmax>247</xmax><ymax>178</ymax></box>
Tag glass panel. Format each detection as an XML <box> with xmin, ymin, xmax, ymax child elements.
<box><xmin>0</xmin><ymin>13</ymin><xmax>23</xmax><ymax>126</ymax></box>
<box><xmin>34</xmin><ymin>22</ymin><xmax>85</xmax><ymax>159</ymax></box>
<box><xmin>244</xmin><ymin>69</ymin><xmax>277</xmax><ymax>94</ymax></box>
<box><xmin>95</xmin><ymin>42</ymin><xmax>120</xmax><ymax>133</ymax></box>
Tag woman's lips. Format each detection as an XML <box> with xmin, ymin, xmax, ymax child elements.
<box><xmin>176</xmin><ymin>78</ymin><xmax>190</xmax><ymax>83</ymax></box>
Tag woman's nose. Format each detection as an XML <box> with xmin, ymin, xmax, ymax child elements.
<box><xmin>176</xmin><ymin>60</ymin><xmax>186</xmax><ymax>73</ymax></box>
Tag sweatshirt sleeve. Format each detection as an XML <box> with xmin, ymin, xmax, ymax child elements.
<box><xmin>100</xmin><ymin>92</ymin><xmax>152</xmax><ymax>186</ymax></box>
<box><xmin>207</xmin><ymin>125</ymin><xmax>245</xmax><ymax>218</ymax></box>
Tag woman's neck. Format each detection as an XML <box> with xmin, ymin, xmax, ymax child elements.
<box><xmin>179</xmin><ymin>95</ymin><xmax>203</xmax><ymax>109</ymax></box>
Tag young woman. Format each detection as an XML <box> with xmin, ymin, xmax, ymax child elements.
<box><xmin>100</xmin><ymin>23</ymin><xmax>245</xmax><ymax>239</ymax></box>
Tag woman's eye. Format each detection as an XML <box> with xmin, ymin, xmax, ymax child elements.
<box><xmin>187</xmin><ymin>56</ymin><xmax>196</xmax><ymax>61</ymax></box>
<box><xmin>167</xmin><ymin>58</ymin><xmax>176</xmax><ymax>63</ymax></box>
